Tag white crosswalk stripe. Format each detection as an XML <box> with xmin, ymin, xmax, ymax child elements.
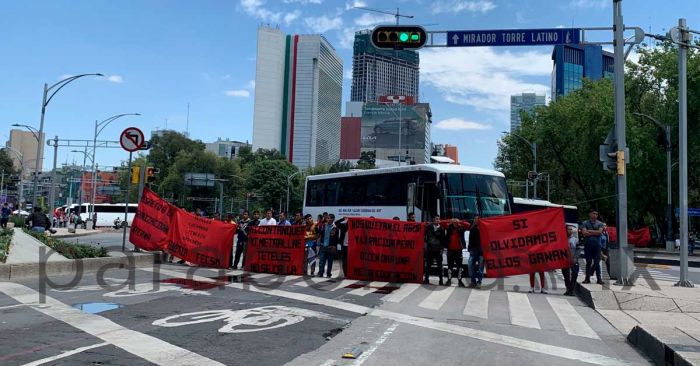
<box><xmin>463</xmin><ymin>290</ymin><xmax>490</xmax><ymax>319</ymax></box>
<box><xmin>546</xmin><ymin>297</ymin><xmax>599</xmax><ymax>339</ymax></box>
<box><xmin>324</xmin><ymin>279</ymin><xmax>359</xmax><ymax>291</ymax></box>
<box><xmin>293</xmin><ymin>277</ymin><xmax>332</xmax><ymax>287</ymax></box>
<box><xmin>382</xmin><ymin>283</ymin><xmax>420</xmax><ymax>303</ymax></box>
<box><xmin>347</xmin><ymin>282</ymin><xmax>390</xmax><ymax>296</ymax></box>
<box><xmin>249</xmin><ymin>273</ymin><xmax>274</xmax><ymax>280</ymax></box>
<box><xmin>418</xmin><ymin>286</ymin><xmax>456</xmax><ymax>310</ymax></box>
<box><xmin>507</xmin><ymin>292</ymin><xmax>541</xmax><ymax>329</ymax></box>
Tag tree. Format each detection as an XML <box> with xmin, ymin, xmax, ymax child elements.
<box><xmin>357</xmin><ymin>150</ymin><xmax>376</xmax><ymax>169</ymax></box>
<box><xmin>246</xmin><ymin>159</ymin><xmax>297</xmax><ymax>212</ymax></box>
<box><xmin>147</xmin><ymin>131</ymin><xmax>206</xmax><ymax>186</ymax></box>
<box><xmin>0</xmin><ymin>150</ymin><xmax>17</xmax><ymax>176</ymax></box>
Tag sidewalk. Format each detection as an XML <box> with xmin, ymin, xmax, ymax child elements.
<box><xmin>578</xmin><ymin>280</ymin><xmax>700</xmax><ymax>365</ymax></box>
<box><xmin>5</xmin><ymin>228</ymin><xmax>70</xmax><ymax>264</ymax></box>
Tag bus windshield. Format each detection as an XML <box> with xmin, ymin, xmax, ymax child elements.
<box><xmin>441</xmin><ymin>173</ymin><xmax>510</xmax><ymax>220</ymax></box>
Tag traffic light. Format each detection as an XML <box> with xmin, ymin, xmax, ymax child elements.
<box><xmin>130</xmin><ymin>166</ymin><xmax>141</xmax><ymax>184</ymax></box>
<box><xmin>146</xmin><ymin>167</ymin><xmax>156</xmax><ymax>183</ymax></box>
<box><xmin>371</xmin><ymin>25</ymin><xmax>427</xmax><ymax>50</ymax></box>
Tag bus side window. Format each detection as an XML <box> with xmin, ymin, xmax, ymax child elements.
<box><xmin>417</xmin><ymin>182</ymin><xmax>437</xmax><ymax>222</ymax></box>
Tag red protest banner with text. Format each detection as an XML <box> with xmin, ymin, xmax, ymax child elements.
<box><xmin>129</xmin><ymin>187</ymin><xmax>173</xmax><ymax>251</ymax></box>
<box><xmin>245</xmin><ymin>225</ymin><xmax>306</xmax><ymax>275</ymax></box>
<box><xmin>480</xmin><ymin>208</ymin><xmax>570</xmax><ymax>277</ymax></box>
<box><xmin>165</xmin><ymin>208</ymin><xmax>236</xmax><ymax>269</ymax></box>
<box><xmin>347</xmin><ymin>217</ymin><xmax>424</xmax><ymax>283</ymax></box>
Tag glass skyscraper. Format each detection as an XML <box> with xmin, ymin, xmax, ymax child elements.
<box><xmin>551</xmin><ymin>44</ymin><xmax>614</xmax><ymax>100</ymax></box>
<box><xmin>510</xmin><ymin>93</ymin><xmax>546</xmax><ymax>131</ymax></box>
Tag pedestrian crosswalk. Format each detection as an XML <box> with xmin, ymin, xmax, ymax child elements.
<box><xmin>507</xmin><ymin>292</ymin><xmax>541</xmax><ymax>329</ymax></box>
<box><xmin>632</xmin><ymin>268</ymin><xmax>679</xmax><ymax>283</ymax></box>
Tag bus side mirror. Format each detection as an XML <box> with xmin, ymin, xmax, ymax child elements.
<box><xmin>407</xmin><ymin>182</ymin><xmax>416</xmax><ymax>215</ymax></box>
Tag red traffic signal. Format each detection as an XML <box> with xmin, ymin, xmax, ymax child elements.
<box><xmin>371</xmin><ymin>25</ymin><xmax>427</xmax><ymax>50</ymax></box>
<box><xmin>146</xmin><ymin>166</ymin><xmax>157</xmax><ymax>183</ymax></box>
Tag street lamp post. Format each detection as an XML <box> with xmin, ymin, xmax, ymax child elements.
<box><xmin>634</xmin><ymin>112</ymin><xmax>673</xmax><ymax>245</ymax></box>
<box><xmin>502</xmin><ymin>131</ymin><xmax>537</xmax><ymax>199</ymax></box>
<box><xmin>90</xmin><ymin>113</ymin><xmax>140</xmax><ymax>216</ymax></box>
<box><xmin>33</xmin><ymin>73</ymin><xmax>103</xmax><ymax>208</ymax></box>
<box><xmin>71</xmin><ymin>148</ymin><xmax>92</xmax><ymax>216</ymax></box>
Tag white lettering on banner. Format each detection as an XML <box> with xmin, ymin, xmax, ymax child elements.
<box><xmin>152</xmin><ymin>306</ymin><xmax>346</xmax><ymax>333</ymax></box>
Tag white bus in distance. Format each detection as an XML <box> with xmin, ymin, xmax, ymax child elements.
<box><xmin>64</xmin><ymin>203</ymin><xmax>138</xmax><ymax>227</ymax></box>
<box><xmin>511</xmin><ymin>197</ymin><xmax>579</xmax><ymax>240</ymax></box>
<box><xmin>303</xmin><ymin>164</ymin><xmax>511</xmax><ymax>224</ymax></box>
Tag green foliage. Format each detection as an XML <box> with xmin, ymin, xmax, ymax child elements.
<box><xmin>24</xmin><ymin>229</ymin><xmax>108</xmax><ymax>259</ymax></box>
<box><xmin>0</xmin><ymin>150</ymin><xmax>17</xmax><ymax>176</ymax></box>
<box><xmin>357</xmin><ymin>150</ymin><xmax>376</xmax><ymax>169</ymax></box>
<box><xmin>0</xmin><ymin>228</ymin><xmax>13</xmax><ymax>263</ymax></box>
<box><xmin>10</xmin><ymin>216</ymin><xmax>25</xmax><ymax>227</ymax></box>
<box><xmin>495</xmin><ymin>41</ymin><xmax>700</xmax><ymax>240</ymax></box>
<box><xmin>246</xmin><ymin>159</ymin><xmax>297</xmax><ymax>211</ymax></box>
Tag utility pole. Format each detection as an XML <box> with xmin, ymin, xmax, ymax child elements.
<box><xmin>613</xmin><ymin>0</ymin><xmax>632</xmax><ymax>285</ymax></box>
<box><xmin>48</xmin><ymin>136</ymin><xmax>59</xmax><ymax>221</ymax></box>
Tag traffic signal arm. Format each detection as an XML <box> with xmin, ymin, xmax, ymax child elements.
<box><xmin>371</xmin><ymin>25</ymin><xmax>427</xmax><ymax>50</ymax></box>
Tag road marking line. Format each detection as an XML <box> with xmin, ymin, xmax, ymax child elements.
<box><xmin>546</xmin><ymin>297</ymin><xmax>600</xmax><ymax>339</ymax></box>
<box><xmin>324</xmin><ymin>279</ymin><xmax>359</xmax><ymax>291</ymax></box>
<box><xmin>141</xmin><ymin>268</ymin><xmax>634</xmax><ymax>366</ymax></box>
<box><xmin>382</xmin><ymin>283</ymin><xmax>419</xmax><ymax>303</ymax></box>
<box><xmin>352</xmin><ymin>322</ymin><xmax>400</xmax><ymax>366</ymax></box>
<box><xmin>347</xmin><ymin>282</ymin><xmax>389</xmax><ymax>297</ymax></box>
<box><xmin>293</xmin><ymin>277</ymin><xmax>332</xmax><ymax>287</ymax></box>
<box><xmin>418</xmin><ymin>286</ymin><xmax>456</xmax><ymax>310</ymax></box>
<box><xmin>249</xmin><ymin>273</ymin><xmax>274</xmax><ymax>280</ymax></box>
<box><xmin>0</xmin><ymin>282</ymin><xmax>225</xmax><ymax>366</ymax></box>
<box><xmin>21</xmin><ymin>342</ymin><xmax>109</xmax><ymax>366</ymax></box>
<box><xmin>507</xmin><ymin>292</ymin><xmax>541</xmax><ymax>329</ymax></box>
<box><xmin>463</xmin><ymin>290</ymin><xmax>490</xmax><ymax>319</ymax></box>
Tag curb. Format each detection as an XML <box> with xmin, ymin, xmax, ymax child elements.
<box><xmin>634</xmin><ymin>256</ymin><xmax>700</xmax><ymax>268</ymax></box>
<box><xmin>628</xmin><ymin>325</ymin><xmax>699</xmax><ymax>366</ymax></box>
<box><xmin>0</xmin><ymin>252</ymin><xmax>159</xmax><ymax>281</ymax></box>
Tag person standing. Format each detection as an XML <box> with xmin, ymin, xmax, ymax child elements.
<box><xmin>445</xmin><ymin>219</ymin><xmax>467</xmax><ymax>287</ymax></box>
<box><xmin>334</xmin><ymin>216</ymin><xmax>349</xmax><ymax>277</ymax></box>
<box><xmin>92</xmin><ymin>212</ymin><xmax>97</xmax><ymax>230</ymax></box>
<box><xmin>582</xmin><ymin>209</ymin><xmax>605</xmax><ymax>285</ymax></box>
<box><xmin>304</xmin><ymin>214</ymin><xmax>319</xmax><ymax>276</ymax></box>
<box><xmin>0</xmin><ymin>203</ymin><xmax>10</xmax><ymax>228</ymax></box>
<box><xmin>407</xmin><ymin>212</ymin><xmax>416</xmax><ymax>222</ymax></box>
<box><xmin>562</xmin><ymin>225</ymin><xmax>579</xmax><ymax>296</ymax></box>
<box><xmin>231</xmin><ymin>211</ymin><xmax>250</xmax><ymax>269</ymax></box>
<box><xmin>468</xmin><ymin>215</ymin><xmax>484</xmax><ymax>288</ymax></box>
<box><xmin>600</xmin><ymin>222</ymin><xmax>611</xmax><ymax>275</ymax></box>
<box><xmin>293</xmin><ymin>212</ymin><xmax>303</xmax><ymax>225</ymax></box>
<box><xmin>317</xmin><ymin>214</ymin><xmax>336</xmax><ymax>277</ymax></box>
<box><xmin>424</xmin><ymin>215</ymin><xmax>446</xmax><ymax>285</ymax></box>
<box><xmin>277</xmin><ymin>211</ymin><xmax>291</xmax><ymax>226</ymax></box>
<box><xmin>259</xmin><ymin>209</ymin><xmax>277</xmax><ymax>226</ymax></box>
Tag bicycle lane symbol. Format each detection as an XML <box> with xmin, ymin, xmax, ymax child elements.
<box><xmin>152</xmin><ymin>306</ymin><xmax>347</xmax><ymax>334</ymax></box>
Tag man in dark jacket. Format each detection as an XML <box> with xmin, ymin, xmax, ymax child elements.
<box><xmin>424</xmin><ymin>215</ymin><xmax>446</xmax><ymax>285</ymax></box>
<box><xmin>445</xmin><ymin>219</ymin><xmax>468</xmax><ymax>287</ymax></box>
<box><xmin>334</xmin><ymin>217</ymin><xmax>349</xmax><ymax>276</ymax></box>
<box><xmin>28</xmin><ymin>207</ymin><xmax>50</xmax><ymax>234</ymax></box>
<box><xmin>468</xmin><ymin>215</ymin><xmax>484</xmax><ymax>288</ymax></box>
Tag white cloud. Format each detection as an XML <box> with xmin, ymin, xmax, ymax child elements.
<box><xmin>305</xmin><ymin>15</ymin><xmax>343</xmax><ymax>33</ymax></box>
<box><xmin>247</xmin><ymin>80</ymin><xmax>256</xmax><ymax>89</ymax></box>
<box><xmin>106</xmin><ymin>75</ymin><xmax>123</xmax><ymax>83</ymax></box>
<box><xmin>343</xmin><ymin>69</ymin><xmax>353</xmax><ymax>80</ymax></box>
<box><xmin>284</xmin><ymin>10</ymin><xmax>301</xmax><ymax>25</ymax></box>
<box><xmin>240</xmin><ymin>0</ymin><xmax>287</xmax><ymax>24</ymax></box>
<box><xmin>570</xmin><ymin>0</ymin><xmax>608</xmax><ymax>8</ymax></box>
<box><xmin>432</xmin><ymin>1</ymin><xmax>496</xmax><ymax>14</ymax></box>
<box><xmin>434</xmin><ymin>118</ymin><xmax>491</xmax><ymax>131</ymax></box>
<box><xmin>337</xmin><ymin>30</ymin><xmax>356</xmax><ymax>49</ymax></box>
<box><xmin>225</xmin><ymin>89</ymin><xmax>250</xmax><ymax>97</ymax></box>
<box><xmin>283</xmin><ymin>0</ymin><xmax>322</xmax><ymax>4</ymax></box>
<box><xmin>345</xmin><ymin>0</ymin><xmax>367</xmax><ymax>10</ymax></box>
<box><xmin>421</xmin><ymin>47</ymin><xmax>551</xmax><ymax>111</ymax></box>
<box><xmin>353</xmin><ymin>13</ymin><xmax>395</xmax><ymax>27</ymax></box>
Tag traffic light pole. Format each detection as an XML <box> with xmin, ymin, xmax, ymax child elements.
<box><xmin>137</xmin><ymin>161</ymin><xmax>146</xmax><ymax>202</ymax></box>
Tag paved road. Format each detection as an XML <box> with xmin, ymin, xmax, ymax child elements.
<box><xmin>70</xmin><ymin>230</ymin><xmax>137</xmax><ymax>252</ymax></box>
<box><xmin>0</xmin><ymin>263</ymin><xmax>651</xmax><ymax>365</ymax></box>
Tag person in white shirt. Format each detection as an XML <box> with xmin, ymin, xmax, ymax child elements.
<box><xmin>259</xmin><ymin>209</ymin><xmax>277</xmax><ymax>226</ymax></box>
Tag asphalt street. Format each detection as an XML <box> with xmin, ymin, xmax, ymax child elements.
<box><xmin>0</xmin><ymin>260</ymin><xmax>652</xmax><ymax>366</ymax></box>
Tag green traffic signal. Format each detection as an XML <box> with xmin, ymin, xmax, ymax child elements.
<box><xmin>411</xmin><ymin>34</ymin><xmax>420</xmax><ymax>41</ymax></box>
<box><xmin>399</xmin><ymin>32</ymin><xmax>409</xmax><ymax>42</ymax></box>
<box><xmin>371</xmin><ymin>25</ymin><xmax>427</xmax><ymax>50</ymax></box>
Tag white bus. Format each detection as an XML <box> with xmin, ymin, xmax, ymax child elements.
<box><xmin>66</xmin><ymin>203</ymin><xmax>138</xmax><ymax>227</ymax></box>
<box><xmin>303</xmin><ymin>164</ymin><xmax>511</xmax><ymax>222</ymax></box>
<box><xmin>511</xmin><ymin>197</ymin><xmax>579</xmax><ymax>239</ymax></box>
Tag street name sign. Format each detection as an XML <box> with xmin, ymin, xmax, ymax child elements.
<box><xmin>447</xmin><ymin>28</ymin><xmax>580</xmax><ymax>47</ymax></box>
<box><xmin>676</xmin><ymin>208</ymin><xmax>700</xmax><ymax>217</ymax></box>
<box><xmin>120</xmin><ymin>127</ymin><xmax>145</xmax><ymax>152</ymax></box>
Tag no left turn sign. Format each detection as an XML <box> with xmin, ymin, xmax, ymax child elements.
<box><xmin>120</xmin><ymin>127</ymin><xmax>145</xmax><ymax>152</ymax></box>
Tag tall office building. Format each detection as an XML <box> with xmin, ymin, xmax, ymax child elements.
<box><xmin>252</xmin><ymin>27</ymin><xmax>343</xmax><ymax>168</ymax></box>
<box><xmin>350</xmin><ymin>30</ymin><xmax>419</xmax><ymax>103</ymax></box>
<box><xmin>5</xmin><ymin>129</ymin><xmax>45</xmax><ymax>178</ymax></box>
<box><xmin>510</xmin><ymin>93</ymin><xmax>546</xmax><ymax>131</ymax></box>
<box><xmin>205</xmin><ymin>138</ymin><xmax>251</xmax><ymax>160</ymax></box>
<box><xmin>551</xmin><ymin>44</ymin><xmax>614</xmax><ymax>100</ymax></box>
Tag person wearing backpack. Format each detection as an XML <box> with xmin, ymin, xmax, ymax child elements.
<box><xmin>424</xmin><ymin>215</ymin><xmax>446</xmax><ymax>285</ymax></box>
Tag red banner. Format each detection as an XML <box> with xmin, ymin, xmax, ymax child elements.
<box><xmin>347</xmin><ymin>217</ymin><xmax>425</xmax><ymax>283</ymax></box>
<box><xmin>165</xmin><ymin>208</ymin><xmax>236</xmax><ymax>268</ymax></box>
<box><xmin>607</xmin><ymin>226</ymin><xmax>651</xmax><ymax>247</ymax></box>
<box><xmin>244</xmin><ymin>225</ymin><xmax>306</xmax><ymax>275</ymax></box>
<box><xmin>129</xmin><ymin>187</ymin><xmax>174</xmax><ymax>251</ymax></box>
<box><xmin>480</xmin><ymin>208</ymin><xmax>570</xmax><ymax>277</ymax></box>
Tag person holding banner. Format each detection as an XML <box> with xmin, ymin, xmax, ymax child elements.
<box><xmin>232</xmin><ymin>210</ymin><xmax>252</xmax><ymax>269</ymax></box>
<box><xmin>304</xmin><ymin>214</ymin><xmax>319</xmax><ymax>276</ymax></box>
<box><xmin>581</xmin><ymin>209</ymin><xmax>605</xmax><ymax>285</ymax></box>
<box><xmin>445</xmin><ymin>219</ymin><xmax>468</xmax><ymax>287</ymax></box>
<box><xmin>424</xmin><ymin>215</ymin><xmax>446</xmax><ymax>285</ymax></box>
<box><xmin>278</xmin><ymin>211</ymin><xmax>291</xmax><ymax>226</ymax></box>
<box><xmin>468</xmin><ymin>216</ymin><xmax>484</xmax><ymax>289</ymax></box>
<box><xmin>334</xmin><ymin>216</ymin><xmax>349</xmax><ymax>277</ymax></box>
<box><xmin>317</xmin><ymin>214</ymin><xmax>337</xmax><ymax>277</ymax></box>
<box><xmin>260</xmin><ymin>209</ymin><xmax>277</xmax><ymax>226</ymax></box>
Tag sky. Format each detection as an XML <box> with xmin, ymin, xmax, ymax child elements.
<box><xmin>1</xmin><ymin>0</ymin><xmax>698</xmax><ymax>171</ymax></box>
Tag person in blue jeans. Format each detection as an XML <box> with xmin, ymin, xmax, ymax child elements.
<box><xmin>582</xmin><ymin>209</ymin><xmax>605</xmax><ymax>285</ymax></box>
<box><xmin>0</xmin><ymin>203</ymin><xmax>10</xmax><ymax>228</ymax></box>
<box><xmin>468</xmin><ymin>216</ymin><xmax>484</xmax><ymax>288</ymax></box>
<box><xmin>317</xmin><ymin>214</ymin><xmax>336</xmax><ymax>277</ymax></box>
